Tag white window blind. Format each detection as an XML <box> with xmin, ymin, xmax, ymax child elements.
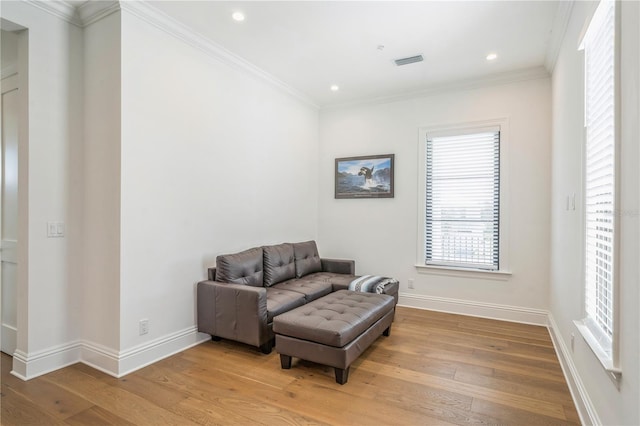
<box><xmin>425</xmin><ymin>130</ymin><xmax>500</xmax><ymax>270</ymax></box>
<box><xmin>582</xmin><ymin>0</ymin><xmax>617</xmax><ymax>355</ymax></box>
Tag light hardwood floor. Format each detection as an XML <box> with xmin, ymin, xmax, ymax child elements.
<box><xmin>1</xmin><ymin>307</ymin><xmax>580</xmax><ymax>425</ymax></box>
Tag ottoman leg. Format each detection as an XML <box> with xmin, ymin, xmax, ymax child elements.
<box><xmin>383</xmin><ymin>325</ymin><xmax>392</xmax><ymax>337</ymax></box>
<box><xmin>335</xmin><ymin>367</ymin><xmax>350</xmax><ymax>385</ymax></box>
<box><xmin>211</xmin><ymin>335</ymin><xmax>221</xmax><ymax>341</ymax></box>
<box><xmin>280</xmin><ymin>354</ymin><xmax>292</xmax><ymax>369</ymax></box>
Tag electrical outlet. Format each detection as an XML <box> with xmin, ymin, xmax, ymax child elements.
<box><xmin>139</xmin><ymin>319</ymin><xmax>149</xmax><ymax>335</ymax></box>
<box><xmin>408</xmin><ymin>279</ymin><xmax>414</xmax><ymax>289</ymax></box>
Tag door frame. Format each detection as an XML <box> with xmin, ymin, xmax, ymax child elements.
<box><xmin>0</xmin><ymin>22</ymin><xmax>29</xmax><ymax>377</ymax></box>
<box><xmin>0</xmin><ymin>72</ymin><xmax>20</xmax><ymax>355</ymax></box>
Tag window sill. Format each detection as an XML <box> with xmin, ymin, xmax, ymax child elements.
<box><xmin>573</xmin><ymin>319</ymin><xmax>622</xmax><ymax>383</ymax></box>
<box><xmin>414</xmin><ymin>264</ymin><xmax>511</xmax><ymax>281</ymax></box>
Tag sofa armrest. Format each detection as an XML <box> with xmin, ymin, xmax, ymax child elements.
<box><xmin>207</xmin><ymin>267</ymin><xmax>217</xmax><ymax>281</ymax></box>
<box><xmin>381</xmin><ymin>280</ymin><xmax>399</xmax><ymax>305</ymax></box>
<box><xmin>321</xmin><ymin>258</ymin><xmax>355</xmax><ymax>275</ymax></box>
<box><xmin>197</xmin><ymin>280</ymin><xmax>269</xmax><ymax>347</ymax></box>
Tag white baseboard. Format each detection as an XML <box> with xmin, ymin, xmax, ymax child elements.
<box><xmin>117</xmin><ymin>327</ymin><xmax>209</xmax><ymax>377</ymax></box>
<box><xmin>10</xmin><ymin>327</ymin><xmax>209</xmax><ymax>380</ymax></box>
<box><xmin>547</xmin><ymin>314</ymin><xmax>600</xmax><ymax>426</ymax></box>
<box><xmin>11</xmin><ymin>342</ymin><xmax>82</xmax><ymax>380</ymax></box>
<box><xmin>398</xmin><ymin>292</ymin><xmax>549</xmax><ymax>326</ymax></box>
<box><xmin>80</xmin><ymin>340</ymin><xmax>121</xmax><ymax>377</ymax></box>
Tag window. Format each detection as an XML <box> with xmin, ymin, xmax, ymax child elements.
<box><xmin>419</xmin><ymin>126</ymin><xmax>502</xmax><ymax>271</ymax></box>
<box><xmin>575</xmin><ymin>0</ymin><xmax>621</xmax><ymax>377</ymax></box>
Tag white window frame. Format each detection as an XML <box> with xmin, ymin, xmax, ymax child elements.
<box><xmin>416</xmin><ymin>118</ymin><xmax>510</xmax><ymax>277</ymax></box>
<box><xmin>573</xmin><ymin>0</ymin><xmax>622</xmax><ymax>381</ymax></box>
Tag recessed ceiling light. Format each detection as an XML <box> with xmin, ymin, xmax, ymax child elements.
<box><xmin>486</xmin><ymin>53</ymin><xmax>498</xmax><ymax>61</ymax></box>
<box><xmin>330</xmin><ymin>85</ymin><xmax>339</xmax><ymax>92</ymax></box>
<box><xmin>232</xmin><ymin>11</ymin><xmax>245</xmax><ymax>22</ymax></box>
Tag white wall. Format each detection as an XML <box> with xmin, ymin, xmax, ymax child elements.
<box><xmin>0</xmin><ymin>1</ymin><xmax>319</xmax><ymax>379</ymax></box>
<box><xmin>0</xmin><ymin>2</ymin><xmax>84</xmax><ymax>377</ymax></box>
<box><xmin>319</xmin><ymin>78</ymin><xmax>551</xmax><ymax>319</ymax></box>
<box><xmin>118</xmin><ymin>10</ymin><xmax>319</xmax><ymax>358</ymax></box>
<box><xmin>550</xmin><ymin>1</ymin><xmax>640</xmax><ymax>425</ymax></box>
<box><xmin>82</xmin><ymin>11</ymin><xmax>121</xmax><ymax>355</ymax></box>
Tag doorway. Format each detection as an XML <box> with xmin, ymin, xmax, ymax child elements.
<box><xmin>1</xmin><ymin>28</ymin><xmax>21</xmax><ymax>356</ymax></box>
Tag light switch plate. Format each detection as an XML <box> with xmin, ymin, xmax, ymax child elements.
<box><xmin>47</xmin><ymin>221</ymin><xmax>65</xmax><ymax>238</ymax></box>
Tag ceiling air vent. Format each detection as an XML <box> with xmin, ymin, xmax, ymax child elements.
<box><xmin>394</xmin><ymin>55</ymin><xmax>423</xmax><ymax>66</ymax></box>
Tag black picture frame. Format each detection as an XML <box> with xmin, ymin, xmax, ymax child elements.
<box><xmin>335</xmin><ymin>154</ymin><xmax>395</xmax><ymax>199</ymax></box>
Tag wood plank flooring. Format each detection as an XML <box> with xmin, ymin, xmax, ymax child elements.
<box><xmin>1</xmin><ymin>307</ymin><xmax>580</xmax><ymax>425</ymax></box>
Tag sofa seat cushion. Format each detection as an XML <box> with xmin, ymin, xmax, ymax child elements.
<box><xmin>216</xmin><ymin>247</ymin><xmax>264</xmax><ymax>287</ymax></box>
<box><xmin>273</xmin><ymin>290</ymin><xmax>394</xmax><ymax>347</ymax></box>
<box><xmin>293</xmin><ymin>241</ymin><xmax>322</xmax><ymax>278</ymax></box>
<box><xmin>300</xmin><ymin>272</ymin><xmax>358</xmax><ymax>291</ymax></box>
<box><xmin>271</xmin><ymin>277</ymin><xmax>333</xmax><ymax>302</ymax></box>
<box><xmin>263</xmin><ymin>243</ymin><xmax>296</xmax><ymax>287</ymax></box>
<box><xmin>266</xmin><ymin>288</ymin><xmax>305</xmax><ymax>323</ymax></box>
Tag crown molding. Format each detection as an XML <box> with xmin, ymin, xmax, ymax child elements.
<box><xmin>323</xmin><ymin>66</ymin><xmax>550</xmax><ymax>111</ymax></box>
<box><xmin>21</xmin><ymin>0</ymin><xmax>118</xmax><ymax>27</ymax></box>
<box><xmin>18</xmin><ymin>1</ymin><xmax>317</xmax><ymax>108</ymax></box>
<box><xmin>23</xmin><ymin>1</ymin><xmax>552</xmax><ymax>111</ymax></box>
<box><xmin>119</xmin><ymin>1</ymin><xmax>318</xmax><ymax>110</ymax></box>
<box><xmin>77</xmin><ymin>0</ymin><xmax>119</xmax><ymax>27</ymax></box>
<box><xmin>544</xmin><ymin>0</ymin><xmax>575</xmax><ymax>73</ymax></box>
<box><xmin>23</xmin><ymin>0</ymin><xmax>82</xmax><ymax>26</ymax></box>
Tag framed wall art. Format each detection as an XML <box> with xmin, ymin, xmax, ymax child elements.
<box><xmin>335</xmin><ymin>154</ymin><xmax>394</xmax><ymax>199</ymax></box>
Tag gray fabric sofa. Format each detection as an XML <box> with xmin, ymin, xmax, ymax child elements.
<box><xmin>197</xmin><ymin>240</ymin><xmax>398</xmax><ymax>354</ymax></box>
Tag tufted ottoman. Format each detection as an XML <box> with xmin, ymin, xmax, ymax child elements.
<box><xmin>273</xmin><ymin>290</ymin><xmax>394</xmax><ymax>384</ymax></box>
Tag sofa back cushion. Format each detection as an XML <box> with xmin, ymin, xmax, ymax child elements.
<box><xmin>263</xmin><ymin>243</ymin><xmax>296</xmax><ymax>287</ymax></box>
<box><xmin>293</xmin><ymin>240</ymin><xmax>322</xmax><ymax>278</ymax></box>
<box><xmin>216</xmin><ymin>247</ymin><xmax>264</xmax><ymax>287</ymax></box>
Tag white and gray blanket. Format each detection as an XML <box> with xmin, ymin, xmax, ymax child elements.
<box><xmin>348</xmin><ymin>275</ymin><xmax>398</xmax><ymax>294</ymax></box>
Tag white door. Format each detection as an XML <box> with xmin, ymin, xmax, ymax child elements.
<box><xmin>1</xmin><ymin>73</ymin><xmax>19</xmax><ymax>355</ymax></box>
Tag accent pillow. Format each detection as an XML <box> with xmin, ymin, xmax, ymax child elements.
<box><xmin>215</xmin><ymin>247</ymin><xmax>264</xmax><ymax>287</ymax></box>
<box><xmin>293</xmin><ymin>240</ymin><xmax>322</xmax><ymax>278</ymax></box>
<box><xmin>263</xmin><ymin>243</ymin><xmax>296</xmax><ymax>287</ymax></box>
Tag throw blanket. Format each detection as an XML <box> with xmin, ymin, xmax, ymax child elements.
<box><xmin>349</xmin><ymin>275</ymin><xmax>398</xmax><ymax>294</ymax></box>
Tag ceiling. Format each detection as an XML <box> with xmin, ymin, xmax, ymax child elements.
<box><xmin>148</xmin><ymin>1</ymin><xmax>561</xmax><ymax>107</ymax></box>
